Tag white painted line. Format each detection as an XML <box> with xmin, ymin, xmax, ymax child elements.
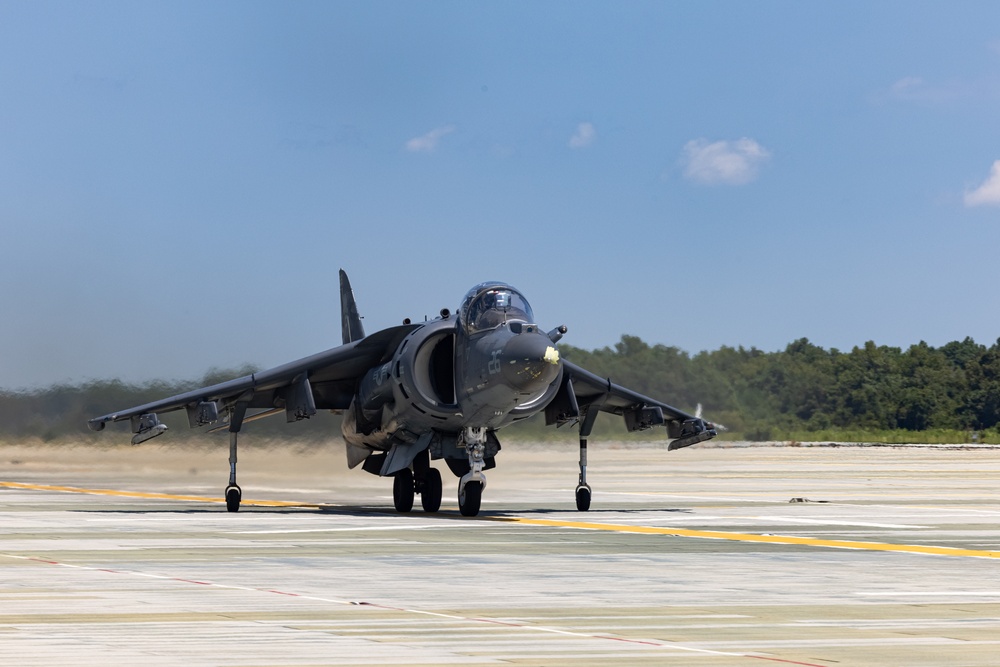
<box><xmin>600</xmin><ymin>491</ymin><xmax>786</xmax><ymax>503</ymax></box>
<box><xmin>228</xmin><ymin>524</ymin><xmax>466</xmax><ymax>534</ymax></box>
<box><xmin>749</xmin><ymin>515</ymin><xmax>926</xmax><ymax>529</ymax></box>
<box><xmin>857</xmin><ymin>591</ymin><xmax>1000</xmax><ymax>597</ymax></box>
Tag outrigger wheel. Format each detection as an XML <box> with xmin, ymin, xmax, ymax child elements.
<box><xmin>225</xmin><ymin>484</ymin><xmax>242</xmax><ymax>513</ymax></box>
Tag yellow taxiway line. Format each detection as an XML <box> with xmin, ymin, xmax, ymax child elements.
<box><xmin>4</xmin><ymin>480</ymin><xmax>999</xmax><ymax>559</ymax></box>
<box><xmin>498</xmin><ymin>516</ymin><xmax>1000</xmax><ymax>560</ymax></box>
<box><xmin>0</xmin><ymin>481</ymin><xmax>319</xmax><ymax>509</ymax></box>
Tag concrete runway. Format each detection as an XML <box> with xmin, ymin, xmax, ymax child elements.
<box><xmin>2</xmin><ymin>440</ymin><xmax>999</xmax><ymax>666</ymax></box>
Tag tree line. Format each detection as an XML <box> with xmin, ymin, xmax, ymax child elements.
<box><xmin>559</xmin><ymin>335</ymin><xmax>1000</xmax><ymax>441</ymax></box>
<box><xmin>3</xmin><ymin>336</ymin><xmax>1000</xmax><ymax>443</ymax></box>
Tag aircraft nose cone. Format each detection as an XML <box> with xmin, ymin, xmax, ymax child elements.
<box><xmin>501</xmin><ymin>332</ymin><xmax>561</xmax><ymax>391</ymax></box>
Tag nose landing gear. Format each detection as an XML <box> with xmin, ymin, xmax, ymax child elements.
<box><xmin>458</xmin><ymin>427</ymin><xmax>488</xmax><ymax>517</ymax></box>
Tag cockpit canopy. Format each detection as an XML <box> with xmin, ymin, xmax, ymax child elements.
<box><xmin>459</xmin><ymin>282</ymin><xmax>535</xmax><ymax>334</ymax></box>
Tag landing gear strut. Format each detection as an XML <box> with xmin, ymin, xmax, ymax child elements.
<box><xmin>576</xmin><ymin>437</ymin><xmax>592</xmax><ymax>511</ymax></box>
<box><xmin>224</xmin><ymin>398</ymin><xmax>250</xmax><ymax>513</ymax></box>
<box><xmin>458</xmin><ymin>427</ymin><xmax>487</xmax><ymax>517</ymax></box>
<box><xmin>575</xmin><ymin>408</ymin><xmax>598</xmax><ymax>512</ymax></box>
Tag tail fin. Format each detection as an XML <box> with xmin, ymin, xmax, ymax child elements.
<box><xmin>339</xmin><ymin>269</ymin><xmax>366</xmax><ymax>344</ymax></box>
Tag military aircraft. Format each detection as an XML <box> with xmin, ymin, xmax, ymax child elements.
<box><xmin>89</xmin><ymin>271</ymin><xmax>717</xmax><ymax>516</ymax></box>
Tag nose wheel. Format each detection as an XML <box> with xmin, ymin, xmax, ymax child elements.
<box><xmin>459</xmin><ymin>480</ymin><xmax>483</xmax><ymax>517</ymax></box>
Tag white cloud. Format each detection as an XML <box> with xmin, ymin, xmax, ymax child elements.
<box><xmin>404</xmin><ymin>125</ymin><xmax>455</xmax><ymax>152</ymax></box>
<box><xmin>965</xmin><ymin>160</ymin><xmax>1000</xmax><ymax>207</ymax></box>
<box><xmin>681</xmin><ymin>137</ymin><xmax>771</xmax><ymax>185</ymax></box>
<box><xmin>890</xmin><ymin>76</ymin><xmax>924</xmax><ymax>96</ymax></box>
<box><xmin>879</xmin><ymin>74</ymin><xmax>995</xmax><ymax>106</ymax></box>
<box><xmin>568</xmin><ymin>122</ymin><xmax>596</xmax><ymax>149</ymax></box>
<box><xmin>884</xmin><ymin>75</ymin><xmax>958</xmax><ymax>104</ymax></box>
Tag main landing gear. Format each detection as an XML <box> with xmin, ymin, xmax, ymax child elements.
<box><xmin>391</xmin><ymin>450</ymin><xmax>443</xmax><ymax>513</ymax></box>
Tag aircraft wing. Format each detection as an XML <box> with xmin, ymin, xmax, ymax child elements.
<box><xmin>88</xmin><ymin>324</ymin><xmax>419</xmax><ymax>439</ymax></box>
<box><xmin>546</xmin><ymin>360</ymin><xmax>717</xmax><ymax>450</ymax></box>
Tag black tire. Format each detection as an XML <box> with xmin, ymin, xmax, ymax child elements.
<box><xmin>225</xmin><ymin>485</ymin><xmax>241</xmax><ymax>513</ymax></box>
<box><xmin>459</xmin><ymin>481</ymin><xmax>482</xmax><ymax>517</ymax></box>
<box><xmin>393</xmin><ymin>469</ymin><xmax>415</xmax><ymax>513</ymax></box>
<box><xmin>575</xmin><ymin>486</ymin><xmax>591</xmax><ymax>512</ymax></box>
<box><xmin>420</xmin><ymin>468</ymin><xmax>443</xmax><ymax>513</ymax></box>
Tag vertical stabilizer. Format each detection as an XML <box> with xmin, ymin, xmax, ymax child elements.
<box><xmin>339</xmin><ymin>269</ymin><xmax>366</xmax><ymax>344</ymax></box>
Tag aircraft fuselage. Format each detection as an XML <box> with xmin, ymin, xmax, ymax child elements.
<box><xmin>341</xmin><ymin>283</ymin><xmax>562</xmax><ymax>470</ymax></box>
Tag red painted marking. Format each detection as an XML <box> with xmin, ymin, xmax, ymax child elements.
<box><xmin>470</xmin><ymin>617</ymin><xmax>524</xmax><ymax>628</ymax></box>
<box><xmin>748</xmin><ymin>657</ymin><xmax>829</xmax><ymax>667</ymax></box>
<box><xmin>601</xmin><ymin>635</ymin><xmax>670</xmax><ymax>647</ymax></box>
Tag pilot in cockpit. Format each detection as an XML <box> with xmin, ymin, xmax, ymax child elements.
<box><xmin>472</xmin><ymin>290</ymin><xmax>508</xmax><ymax>330</ymax></box>
<box><xmin>461</xmin><ymin>284</ymin><xmax>535</xmax><ymax>334</ymax></box>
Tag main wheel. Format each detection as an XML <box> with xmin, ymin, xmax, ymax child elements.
<box><xmin>575</xmin><ymin>485</ymin><xmax>591</xmax><ymax>511</ymax></box>
<box><xmin>225</xmin><ymin>485</ymin><xmax>242</xmax><ymax>513</ymax></box>
<box><xmin>420</xmin><ymin>468</ymin><xmax>443</xmax><ymax>513</ymax></box>
<box><xmin>393</xmin><ymin>469</ymin><xmax>415</xmax><ymax>513</ymax></box>
<box><xmin>459</xmin><ymin>481</ymin><xmax>482</xmax><ymax>517</ymax></box>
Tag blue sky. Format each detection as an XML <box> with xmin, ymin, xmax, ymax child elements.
<box><xmin>2</xmin><ymin>1</ymin><xmax>1000</xmax><ymax>389</ymax></box>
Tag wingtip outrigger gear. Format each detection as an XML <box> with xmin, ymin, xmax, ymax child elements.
<box><xmin>224</xmin><ymin>394</ymin><xmax>252</xmax><ymax>512</ymax></box>
<box><xmin>575</xmin><ymin>406</ymin><xmax>599</xmax><ymax>511</ymax></box>
<box><xmin>548</xmin><ymin>365</ymin><xmax>719</xmax><ymax>512</ymax></box>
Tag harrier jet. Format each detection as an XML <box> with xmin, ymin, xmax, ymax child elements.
<box><xmin>89</xmin><ymin>271</ymin><xmax>716</xmax><ymax>516</ymax></box>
